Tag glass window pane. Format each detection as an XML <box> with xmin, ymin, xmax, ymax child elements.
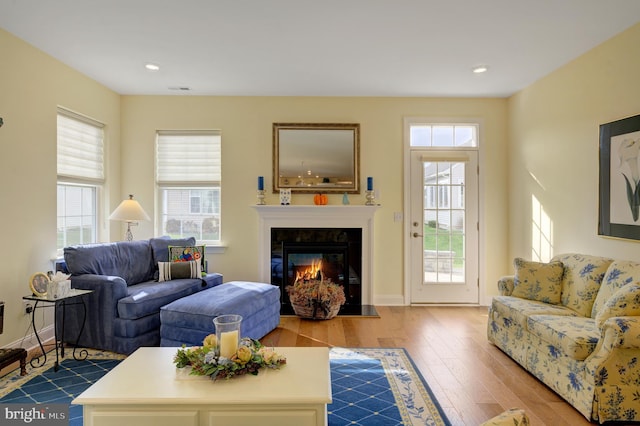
<box><xmin>161</xmin><ymin>187</ymin><xmax>221</xmax><ymax>242</ymax></box>
<box><xmin>57</xmin><ymin>184</ymin><xmax>97</xmax><ymax>250</ymax></box>
<box><xmin>454</xmin><ymin>126</ymin><xmax>475</xmax><ymax>147</ymax></box>
<box><xmin>410</xmin><ymin>126</ymin><xmax>431</xmax><ymax>147</ymax></box>
<box><xmin>433</xmin><ymin>126</ymin><xmax>453</xmax><ymax>147</ymax></box>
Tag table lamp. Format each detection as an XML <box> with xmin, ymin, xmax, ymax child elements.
<box><xmin>109</xmin><ymin>194</ymin><xmax>150</xmax><ymax>241</ymax></box>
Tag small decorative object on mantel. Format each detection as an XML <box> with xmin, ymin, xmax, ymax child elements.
<box><xmin>313</xmin><ymin>193</ymin><xmax>328</xmax><ymax>205</ymax></box>
<box><xmin>280</xmin><ymin>188</ymin><xmax>291</xmax><ymax>205</ymax></box>
<box><xmin>256</xmin><ymin>176</ymin><xmax>266</xmax><ymax>205</ymax></box>
<box><xmin>287</xmin><ymin>267</ymin><xmax>346</xmax><ymax>320</ymax></box>
<box><xmin>173</xmin><ymin>335</ymin><xmax>286</xmax><ymax>381</ymax></box>
<box><xmin>365</xmin><ymin>176</ymin><xmax>376</xmax><ymax>206</ymax></box>
<box><xmin>342</xmin><ymin>192</ymin><xmax>350</xmax><ymax>205</ymax></box>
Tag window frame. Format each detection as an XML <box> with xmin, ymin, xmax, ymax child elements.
<box><xmin>56</xmin><ymin>108</ymin><xmax>105</xmax><ymax>254</ymax></box>
<box><xmin>156</xmin><ymin>130</ymin><xmax>222</xmax><ymax>246</ymax></box>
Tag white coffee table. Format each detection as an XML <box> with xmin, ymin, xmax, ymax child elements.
<box><xmin>73</xmin><ymin>347</ymin><xmax>331</xmax><ymax>426</ymax></box>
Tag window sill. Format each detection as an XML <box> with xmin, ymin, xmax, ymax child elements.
<box><xmin>201</xmin><ymin>243</ymin><xmax>227</xmax><ymax>254</ymax></box>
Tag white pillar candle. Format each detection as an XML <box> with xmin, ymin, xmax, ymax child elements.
<box><xmin>220</xmin><ymin>330</ymin><xmax>239</xmax><ymax>358</ymax></box>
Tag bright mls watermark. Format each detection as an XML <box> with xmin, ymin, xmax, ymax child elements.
<box><xmin>1</xmin><ymin>404</ymin><xmax>67</xmax><ymax>425</ymax></box>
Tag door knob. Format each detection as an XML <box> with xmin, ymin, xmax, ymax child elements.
<box><xmin>412</xmin><ymin>232</ymin><xmax>423</xmax><ymax>238</ymax></box>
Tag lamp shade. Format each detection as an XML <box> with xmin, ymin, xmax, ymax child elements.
<box><xmin>109</xmin><ymin>194</ymin><xmax>150</xmax><ymax>222</ymax></box>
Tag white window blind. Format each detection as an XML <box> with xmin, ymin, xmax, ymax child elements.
<box><xmin>156</xmin><ymin>131</ymin><xmax>221</xmax><ymax>185</ymax></box>
<box><xmin>57</xmin><ymin>109</ymin><xmax>104</xmax><ymax>182</ymax></box>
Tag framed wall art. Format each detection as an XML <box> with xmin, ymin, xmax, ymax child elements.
<box><xmin>599</xmin><ymin>113</ymin><xmax>640</xmax><ymax>240</ymax></box>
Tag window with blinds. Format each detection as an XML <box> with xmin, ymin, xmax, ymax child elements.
<box><xmin>57</xmin><ymin>108</ymin><xmax>104</xmax><ymax>250</ymax></box>
<box><xmin>156</xmin><ymin>131</ymin><xmax>221</xmax><ymax>243</ymax></box>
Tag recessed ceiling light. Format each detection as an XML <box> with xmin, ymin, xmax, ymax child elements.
<box><xmin>145</xmin><ymin>63</ymin><xmax>160</xmax><ymax>71</ymax></box>
<box><xmin>472</xmin><ymin>65</ymin><xmax>489</xmax><ymax>74</ymax></box>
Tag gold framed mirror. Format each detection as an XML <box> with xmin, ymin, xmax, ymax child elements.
<box><xmin>273</xmin><ymin>123</ymin><xmax>360</xmax><ymax>193</ymax></box>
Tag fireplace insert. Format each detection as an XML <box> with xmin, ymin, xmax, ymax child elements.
<box><xmin>271</xmin><ymin>228</ymin><xmax>362</xmax><ymax>315</ymax></box>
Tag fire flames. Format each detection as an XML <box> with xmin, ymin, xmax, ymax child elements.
<box><xmin>294</xmin><ymin>259</ymin><xmax>324</xmax><ymax>284</ymax></box>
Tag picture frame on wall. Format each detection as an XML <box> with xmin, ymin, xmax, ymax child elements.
<box><xmin>599</xmin><ymin>113</ymin><xmax>640</xmax><ymax>240</ymax></box>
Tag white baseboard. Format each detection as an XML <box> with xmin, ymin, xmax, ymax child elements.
<box><xmin>2</xmin><ymin>324</ymin><xmax>54</xmax><ymax>352</ymax></box>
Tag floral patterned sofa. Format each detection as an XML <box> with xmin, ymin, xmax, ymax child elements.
<box><xmin>487</xmin><ymin>253</ymin><xmax>640</xmax><ymax>423</ymax></box>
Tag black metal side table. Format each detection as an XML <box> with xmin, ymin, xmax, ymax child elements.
<box><xmin>23</xmin><ymin>289</ymin><xmax>93</xmax><ymax>372</ymax></box>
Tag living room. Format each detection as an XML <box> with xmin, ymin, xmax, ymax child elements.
<box><xmin>1</xmin><ymin>2</ymin><xmax>640</xmax><ymax>424</ymax></box>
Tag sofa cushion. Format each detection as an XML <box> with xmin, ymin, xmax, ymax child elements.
<box><xmin>512</xmin><ymin>258</ymin><xmax>563</xmax><ymax>303</ymax></box>
<box><xmin>158</xmin><ymin>260</ymin><xmax>201</xmax><ymax>281</ymax></box>
<box><xmin>552</xmin><ymin>253</ymin><xmax>613</xmax><ymax>317</ymax></box>
<box><xmin>595</xmin><ymin>283</ymin><xmax>640</xmax><ymax>330</ymax></box>
<box><xmin>64</xmin><ymin>240</ymin><xmax>154</xmax><ymax>286</ymax></box>
<box><xmin>527</xmin><ymin>314</ymin><xmax>599</xmax><ymax>360</ymax></box>
<box><xmin>592</xmin><ymin>260</ymin><xmax>640</xmax><ymax>318</ymax></box>
<box><xmin>149</xmin><ymin>236</ymin><xmax>196</xmax><ymax>267</ymax></box>
<box><xmin>491</xmin><ymin>296</ymin><xmax>578</xmax><ymax>329</ymax></box>
<box><xmin>117</xmin><ymin>278</ymin><xmax>208</xmax><ymax>320</ymax></box>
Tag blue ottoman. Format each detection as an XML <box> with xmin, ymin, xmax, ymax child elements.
<box><xmin>159</xmin><ymin>281</ymin><xmax>280</xmax><ymax>347</ymax></box>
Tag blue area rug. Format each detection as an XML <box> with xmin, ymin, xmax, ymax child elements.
<box><xmin>0</xmin><ymin>348</ymin><xmax>450</xmax><ymax>426</ymax></box>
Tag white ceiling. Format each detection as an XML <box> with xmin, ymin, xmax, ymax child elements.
<box><xmin>2</xmin><ymin>0</ymin><xmax>640</xmax><ymax>98</ymax></box>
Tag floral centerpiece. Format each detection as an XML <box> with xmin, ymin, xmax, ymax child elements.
<box><xmin>286</xmin><ymin>270</ymin><xmax>346</xmax><ymax>320</ymax></box>
<box><xmin>173</xmin><ymin>334</ymin><xmax>286</xmax><ymax>380</ymax></box>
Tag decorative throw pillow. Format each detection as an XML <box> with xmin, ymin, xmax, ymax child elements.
<box><xmin>512</xmin><ymin>258</ymin><xmax>563</xmax><ymax>304</ymax></box>
<box><xmin>169</xmin><ymin>245</ymin><xmax>206</xmax><ymax>273</ymax></box>
<box><xmin>595</xmin><ymin>283</ymin><xmax>640</xmax><ymax>330</ymax></box>
<box><xmin>158</xmin><ymin>260</ymin><xmax>201</xmax><ymax>282</ymax></box>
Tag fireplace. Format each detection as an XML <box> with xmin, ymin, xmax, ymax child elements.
<box><xmin>272</xmin><ymin>229</ymin><xmax>362</xmax><ymax>314</ymax></box>
<box><xmin>253</xmin><ymin>205</ymin><xmax>379</xmax><ymax>314</ymax></box>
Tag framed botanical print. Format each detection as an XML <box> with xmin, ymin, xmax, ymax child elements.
<box><xmin>599</xmin><ymin>113</ymin><xmax>640</xmax><ymax>240</ymax></box>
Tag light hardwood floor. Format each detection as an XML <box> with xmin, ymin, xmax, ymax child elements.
<box><xmin>264</xmin><ymin>306</ymin><xmax>598</xmax><ymax>426</ymax></box>
<box><xmin>1</xmin><ymin>306</ymin><xmax>605</xmax><ymax>425</ymax></box>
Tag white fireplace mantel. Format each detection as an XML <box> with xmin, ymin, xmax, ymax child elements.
<box><xmin>253</xmin><ymin>205</ymin><xmax>379</xmax><ymax>305</ymax></box>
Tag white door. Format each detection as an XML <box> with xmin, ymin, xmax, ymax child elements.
<box><xmin>409</xmin><ymin>150</ymin><xmax>479</xmax><ymax>304</ymax></box>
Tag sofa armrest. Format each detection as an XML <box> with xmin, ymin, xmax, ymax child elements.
<box><xmin>585</xmin><ymin>316</ymin><xmax>640</xmax><ymax>377</ymax></box>
<box><xmin>59</xmin><ymin>274</ymin><xmax>128</xmax><ymax>351</ymax></box>
<box><xmin>497</xmin><ymin>275</ymin><xmax>514</xmax><ymax>296</ymax></box>
<box><xmin>71</xmin><ymin>274</ymin><xmax>128</xmax><ymax>310</ymax></box>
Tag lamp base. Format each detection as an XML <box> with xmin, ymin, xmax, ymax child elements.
<box><xmin>125</xmin><ymin>221</ymin><xmax>138</xmax><ymax>241</ymax></box>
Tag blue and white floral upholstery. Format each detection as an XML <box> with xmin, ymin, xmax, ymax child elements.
<box><xmin>480</xmin><ymin>408</ymin><xmax>529</xmax><ymax>426</ymax></box>
<box><xmin>488</xmin><ymin>253</ymin><xmax>640</xmax><ymax>423</ymax></box>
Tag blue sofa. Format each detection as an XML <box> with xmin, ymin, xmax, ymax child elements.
<box><xmin>59</xmin><ymin>237</ymin><xmax>223</xmax><ymax>354</ymax></box>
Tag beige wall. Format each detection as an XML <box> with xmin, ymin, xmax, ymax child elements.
<box><xmin>121</xmin><ymin>96</ymin><xmax>508</xmax><ymax>306</ymax></box>
<box><xmin>508</xmin><ymin>23</ymin><xmax>640</xmax><ymax>262</ymax></box>
<box><xmin>0</xmin><ymin>29</ymin><xmax>121</xmax><ymax>347</ymax></box>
